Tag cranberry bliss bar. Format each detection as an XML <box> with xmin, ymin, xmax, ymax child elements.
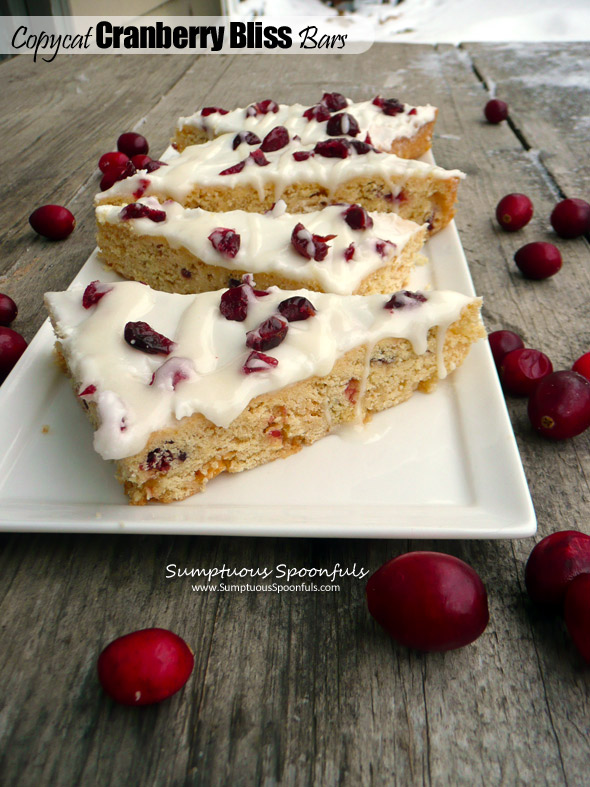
<box><xmin>45</xmin><ymin>278</ymin><xmax>485</xmax><ymax>505</ymax></box>
<box><xmin>174</xmin><ymin>93</ymin><xmax>438</xmax><ymax>159</ymax></box>
<box><xmin>95</xmin><ymin>129</ymin><xmax>463</xmax><ymax>236</ymax></box>
<box><xmin>95</xmin><ymin>199</ymin><xmax>427</xmax><ymax>295</ymax></box>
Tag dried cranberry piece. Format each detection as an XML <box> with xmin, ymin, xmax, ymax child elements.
<box><xmin>246</xmin><ymin>316</ymin><xmax>288</xmax><ymax>352</ymax></box>
<box><xmin>82</xmin><ymin>281</ymin><xmax>113</xmax><ymax>309</ymax></box>
<box><xmin>220</xmin><ymin>286</ymin><xmax>249</xmax><ymax>321</ymax></box>
<box><xmin>239</xmin><ymin>273</ymin><xmax>270</xmax><ymax>297</ymax></box>
<box><xmin>246</xmin><ymin>99</ymin><xmax>279</xmax><ymax>117</ymax></box>
<box><xmin>364</xmin><ymin>132</ymin><xmax>373</xmax><ymax>146</ymax></box>
<box><xmin>375</xmin><ymin>240</ymin><xmax>396</xmax><ymax>258</ymax></box>
<box><xmin>314</xmin><ymin>139</ymin><xmax>350</xmax><ymax>159</ymax></box>
<box><xmin>145</xmin><ymin>160</ymin><xmax>167</xmax><ymax>173</ymax></box>
<box><xmin>260</xmin><ymin>126</ymin><xmax>290</xmax><ymax>152</ymax></box>
<box><xmin>293</xmin><ymin>150</ymin><xmax>313</xmax><ymax>162</ymax></box>
<box><xmin>303</xmin><ymin>104</ymin><xmax>331</xmax><ymax>123</ymax></box>
<box><xmin>408</xmin><ymin>108</ymin><xmax>417</xmax><ymax>116</ymax></box>
<box><xmin>249</xmin><ymin>149</ymin><xmax>270</xmax><ymax>167</ymax></box>
<box><xmin>277</xmin><ymin>296</ymin><xmax>316</xmax><ymax>322</ymax></box>
<box><xmin>181</xmin><ymin>268</ymin><xmax>192</xmax><ymax>279</ymax></box>
<box><xmin>326</xmin><ymin>112</ymin><xmax>360</xmax><ymax>137</ymax></box>
<box><xmin>79</xmin><ymin>384</ymin><xmax>96</xmax><ymax>397</ymax></box>
<box><xmin>232</xmin><ymin>131</ymin><xmax>261</xmax><ymax>150</ymax></box>
<box><xmin>384</xmin><ymin>290</ymin><xmax>427</xmax><ymax>310</ymax></box>
<box><xmin>201</xmin><ymin>106</ymin><xmax>229</xmax><ymax>116</ymax></box>
<box><xmin>343</xmin><ymin>204</ymin><xmax>374</xmax><ymax>230</ymax></box>
<box><xmin>151</xmin><ymin>357</ymin><xmax>194</xmax><ymax>390</ymax></box>
<box><xmin>350</xmin><ymin>139</ymin><xmax>375</xmax><ymax>155</ymax></box>
<box><xmin>119</xmin><ymin>203</ymin><xmax>166</xmax><ymax>223</ymax></box>
<box><xmin>243</xmin><ymin>350</ymin><xmax>278</xmax><ymax>374</ymax></box>
<box><xmin>219</xmin><ymin>160</ymin><xmax>246</xmax><ymax>176</ymax></box>
<box><xmin>208</xmin><ymin>227</ymin><xmax>241</xmax><ymax>258</ymax></box>
<box><xmin>321</xmin><ymin>92</ymin><xmax>347</xmax><ymax>111</ymax></box>
<box><xmin>291</xmin><ymin>223</ymin><xmax>336</xmax><ymax>261</ymax></box>
<box><xmin>124</xmin><ymin>321</ymin><xmax>175</xmax><ymax>354</ymax></box>
<box><xmin>344</xmin><ymin>243</ymin><xmax>355</xmax><ymax>262</ymax></box>
<box><xmin>145</xmin><ymin>448</ymin><xmax>174</xmax><ymax>472</ymax></box>
<box><xmin>373</xmin><ymin>96</ymin><xmax>404</xmax><ymax>116</ymax></box>
<box><xmin>132</xmin><ymin>178</ymin><xmax>151</xmax><ymax>200</ymax></box>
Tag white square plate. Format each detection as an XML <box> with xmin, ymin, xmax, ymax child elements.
<box><xmin>0</xmin><ymin>155</ymin><xmax>536</xmax><ymax>538</ymax></box>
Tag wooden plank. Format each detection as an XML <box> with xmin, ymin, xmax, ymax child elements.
<box><xmin>0</xmin><ymin>43</ymin><xmax>590</xmax><ymax>787</ymax></box>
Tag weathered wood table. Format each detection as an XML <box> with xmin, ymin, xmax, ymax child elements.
<box><xmin>1</xmin><ymin>43</ymin><xmax>590</xmax><ymax>786</ymax></box>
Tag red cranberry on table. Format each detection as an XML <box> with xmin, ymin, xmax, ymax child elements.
<box><xmin>0</xmin><ymin>294</ymin><xmax>18</xmax><ymax>326</ymax></box>
<box><xmin>366</xmin><ymin>552</ymin><xmax>489</xmax><ymax>652</ymax></box>
<box><xmin>0</xmin><ymin>327</ymin><xmax>27</xmax><ymax>382</ymax></box>
<box><xmin>131</xmin><ymin>154</ymin><xmax>153</xmax><ymax>170</ymax></box>
<box><xmin>117</xmin><ymin>132</ymin><xmax>149</xmax><ymax>158</ymax></box>
<box><xmin>514</xmin><ymin>242</ymin><xmax>562</xmax><ymax>280</ymax></box>
<box><xmin>496</xmin><ymin>193</ymin><xmax>533</xmax><ymax>231</ymax></box>
<box><xmin>525</xmin><ymin>530</ymin><xmax>590</xmax><ymax>608</ymax></box>
<box><xmin>564</xmin><ymin>573</ymin><xmax>590</xmax><ymax>662</ymax></box>
<box><xmin>500</xmin><ymin>348</ymin><xmax>553</xmax><ymax>396</ymax></box>
<box><xmin>488</xmin><ymin>330</ymin><xmax>525</xmax><ymax>369</ymax></box>
<box><xmin>484</xmin><ymin>99</ymin><xmax>508</xmax><ymax>124</ymax></box>
<box><xmin>550</xmin><ymin>198</ymin><xmax>590</xmax><ymax>239</ymax></box>
<box><xmin>29</xmin><ymin>204</ymin><xmax>75</xmax><ymax>240</ymax></box>
<box><xmin>98</xmin><ymin>151</ymin><xmax>129</xmax><ymax>173</ymax></box>
<box><xmin>97</xmin><ymin>628</ymin><xmax>194</xmax><ymax>705</ymax></box>
<box><xmin>527</xmin><ymin>370</ymin><xmax>590</xmax><ymax>440</ymax></box>
<box><xmin>572</xmin><ymin>352</ymin><xmax>590</xmax><ymax>381</ymax></box>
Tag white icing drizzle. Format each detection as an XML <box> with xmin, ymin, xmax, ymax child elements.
<box><xmin>96</xmin><ymin>199</ymin><xmax>424</xmax><ymax>295</ymax></box>
<box><xmin>176</xmin><ymin>97</ymin><xmax>437</xmax><ymax>151</ymax></box>
<box><xmin>95</xmin><ymin>132</ymin><xmax>464</xmax><ymax>207</ymax></box>
<box><xmin>46</xmin><ymin>281</ymin><xmax>476</xmax><ymax>462</ymax></box>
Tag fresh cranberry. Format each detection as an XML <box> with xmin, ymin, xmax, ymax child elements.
<box><xmin>314</xmin><ymin>139</ymin><xmax>350</xmax><ymax>159</ymax></box>
<box><xmin>249</xmin><ymin>149</ymin><xmax>269</xmax><ymax>166</ymax></box>
<box><xmin>260</xmin><ymin>126</ymin><xmax>290</xmax><ymax>152</ymax></box>
<box><xmin>29</xmin><ymin>205</ymin><xmax>76</xmax><ymax>240</ymax></box>
<box><xmin>219</xmin><ymin>160</ymin><xmax>246</xmax><ymax>176</ymax></box>
<box><xmin>514</xmin><ymin>242</ymin><xmax>562</xmax><ymax>279</ymax></box>
<box><xmin>131</xmin><ymin>154</ymin><xmax>152</xmax><ymax>170</ymax></box>
<box><xmin>366</xmin><ymin>552</ymin><xmax>489</xmax><ymax>652</ymax></box>
<box><xmin>98</xmin><ymin>151</ymin><xmax>129</xmax><ymax>173</ymax></box>
<box><xmin>384</xmin><ymin>291</ymin><xmax>427</xmax><ymax>310</ymax></box>
<box><xmin>344</xmin><ymin>243</ymin><xmax>355</xmax><ymax>261</ymax></box>
<box><xmin>500</xmin><ymin>348</ymin><xmax>553</xmax><ymax>396</ymax></box>
<box><xmin>343</xmin><ymin>204</ymin><xmax>373</xmax><ymax>230</ymax></box>
<box><xmin>97</xmin><ymin>628</ymin><xmax>194</xmax><ymax>706</ymax></box>
<box><xmin>124</xmin><ymin>321</ymin><xmax>175</xmax><ymax>355</ymax></box>
<box><xmin>484</xmin><ymin>99</ymin><xmax>508</xmax><ymax>123</ymax></box>
<box><xmin>572</xmin><ymin>352</ymin><xmax>590</xmax><ymax>381</ymax></box>
<box><xmin>246</xmin><ymin>316</ymin><xmax>288</xmax><ymax>352</ymax></box>
<box><xmin>0</xmin><ymin>327</ymin><xmax>27</xmax><ymax>381</ymax></box>
<box><xmin>326</xmin><ymin>113</ymin><xmax>360</xmax><ymax>137</ymax></box>
<box><xmin>525</xmin><ymin>531</ymin><xmax>590</xmax><ymax>608</ymax></box>
<box><xmin>0</xmin><ymin>294</ymin><xmax>18</xmax><ymax>326</ymax></box>
<box><xmin>220</xmin><ymin>286</ymin><xmax>249</xmax><ymax>321</ymax></box>
<box><xmin>303</xmin><ymin>104</ymin><xmax>332</xmax><ymax>123</ymax></box>
<box><xmin>117</xmin><ymin>132</ymin><xmax>149</xmax><ymax>158</ymax></box>
<box><xmin>246</xmin><ymin>99</ymin><xmax>279</xmax><ymax>117</ymax></box>
<box><xmin>564</xmin><ymin>574</ymin><xmax>590</xmax><ymax>662</ymax></box>
<box><xmin>82</xmin><ymin>281</ymin><xmax>113</xmax><ymax>309</ymax></box>
<box><xmin>488</xmin><ymin>330</ymin><xmax>525</xmax><ymax>369</ymax></box>
<box><xmin>277</xmin><ymin>296</ymin><xmax>316</xmax><ymax>322</ymax></box>
<box><xmin>528</xmin><ymin>370</ymin><xmax>590</xmax><ymax>439</ymax></box>
<box><xmin>550</xmin><ymin>198</ymin><xmax>590</xmax><ymax>239</ymax></box>
<box><xmin>201</xmin><ymin>106</ymin><xmax>229</xmax><ymax>116</ymax></box>
<box><xmin>293</xmin><ymin>151</ymin><xmax>313</xmax><ymax>162</ymax></box>
<box><xmin>373</xmin><ymin>96</ymin><xmax>404</xmax><ymax>116</ymax></box>
<box><xmin>291</xmin><ymin>223</ymin><xmax>336</xmax><ymax>261</ymax></box>
<box><xmin>321</xmin><ymin>92</ymin><xmax>347</xmax><ymax>111</ymax></box>
<box><xmin>100</xmin><ymin>160</ymin><xmax>137</xmax><ymax>191</ymax></box>
<box><xmin>208</xmin><ymin>228</ymin><xmax>240</xmax><ymax>258</ymax></box>
<box><xmin>232</xmin><ymin>131</ymin><xmax>261</xmax><ymax>150</ymax></box>
<box><xmin>243</xmin><ymin>350</ymin><xmax>278</xmax><ymax>374</ymax></box>
<box><xmin>119</xmin><ymin>203</ymin><xmax>166</xmax><ymax>223</ymax></box>
<box><xmin>496</xmin><ymin>193</ymin><xmax>534</xmax><ymax>231</ymax></box>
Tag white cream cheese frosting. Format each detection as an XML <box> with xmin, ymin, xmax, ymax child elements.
<box><xmin>177</xmin><ymin>96</ymin><xmax>437</xmax><ymax>151</ymax></box>
<box><xmin>46</xmin><ymin>280</ymin><xmax>477</xmax><ymax>462</ymax></box>
<box><xmin>95</xmin><ymin>130</ymin><xmax>464</xmax><ymax>207</ymax></box>
<box><xmin>96</xmin><ymin>198</ymin><xmax>425</xmax><ymax>295</ymax></box>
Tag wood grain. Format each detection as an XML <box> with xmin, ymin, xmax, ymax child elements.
<box><xmin>1</xmin><ymin>44</ymin><xmax>590</xmax><ymax>786</ymax></box>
